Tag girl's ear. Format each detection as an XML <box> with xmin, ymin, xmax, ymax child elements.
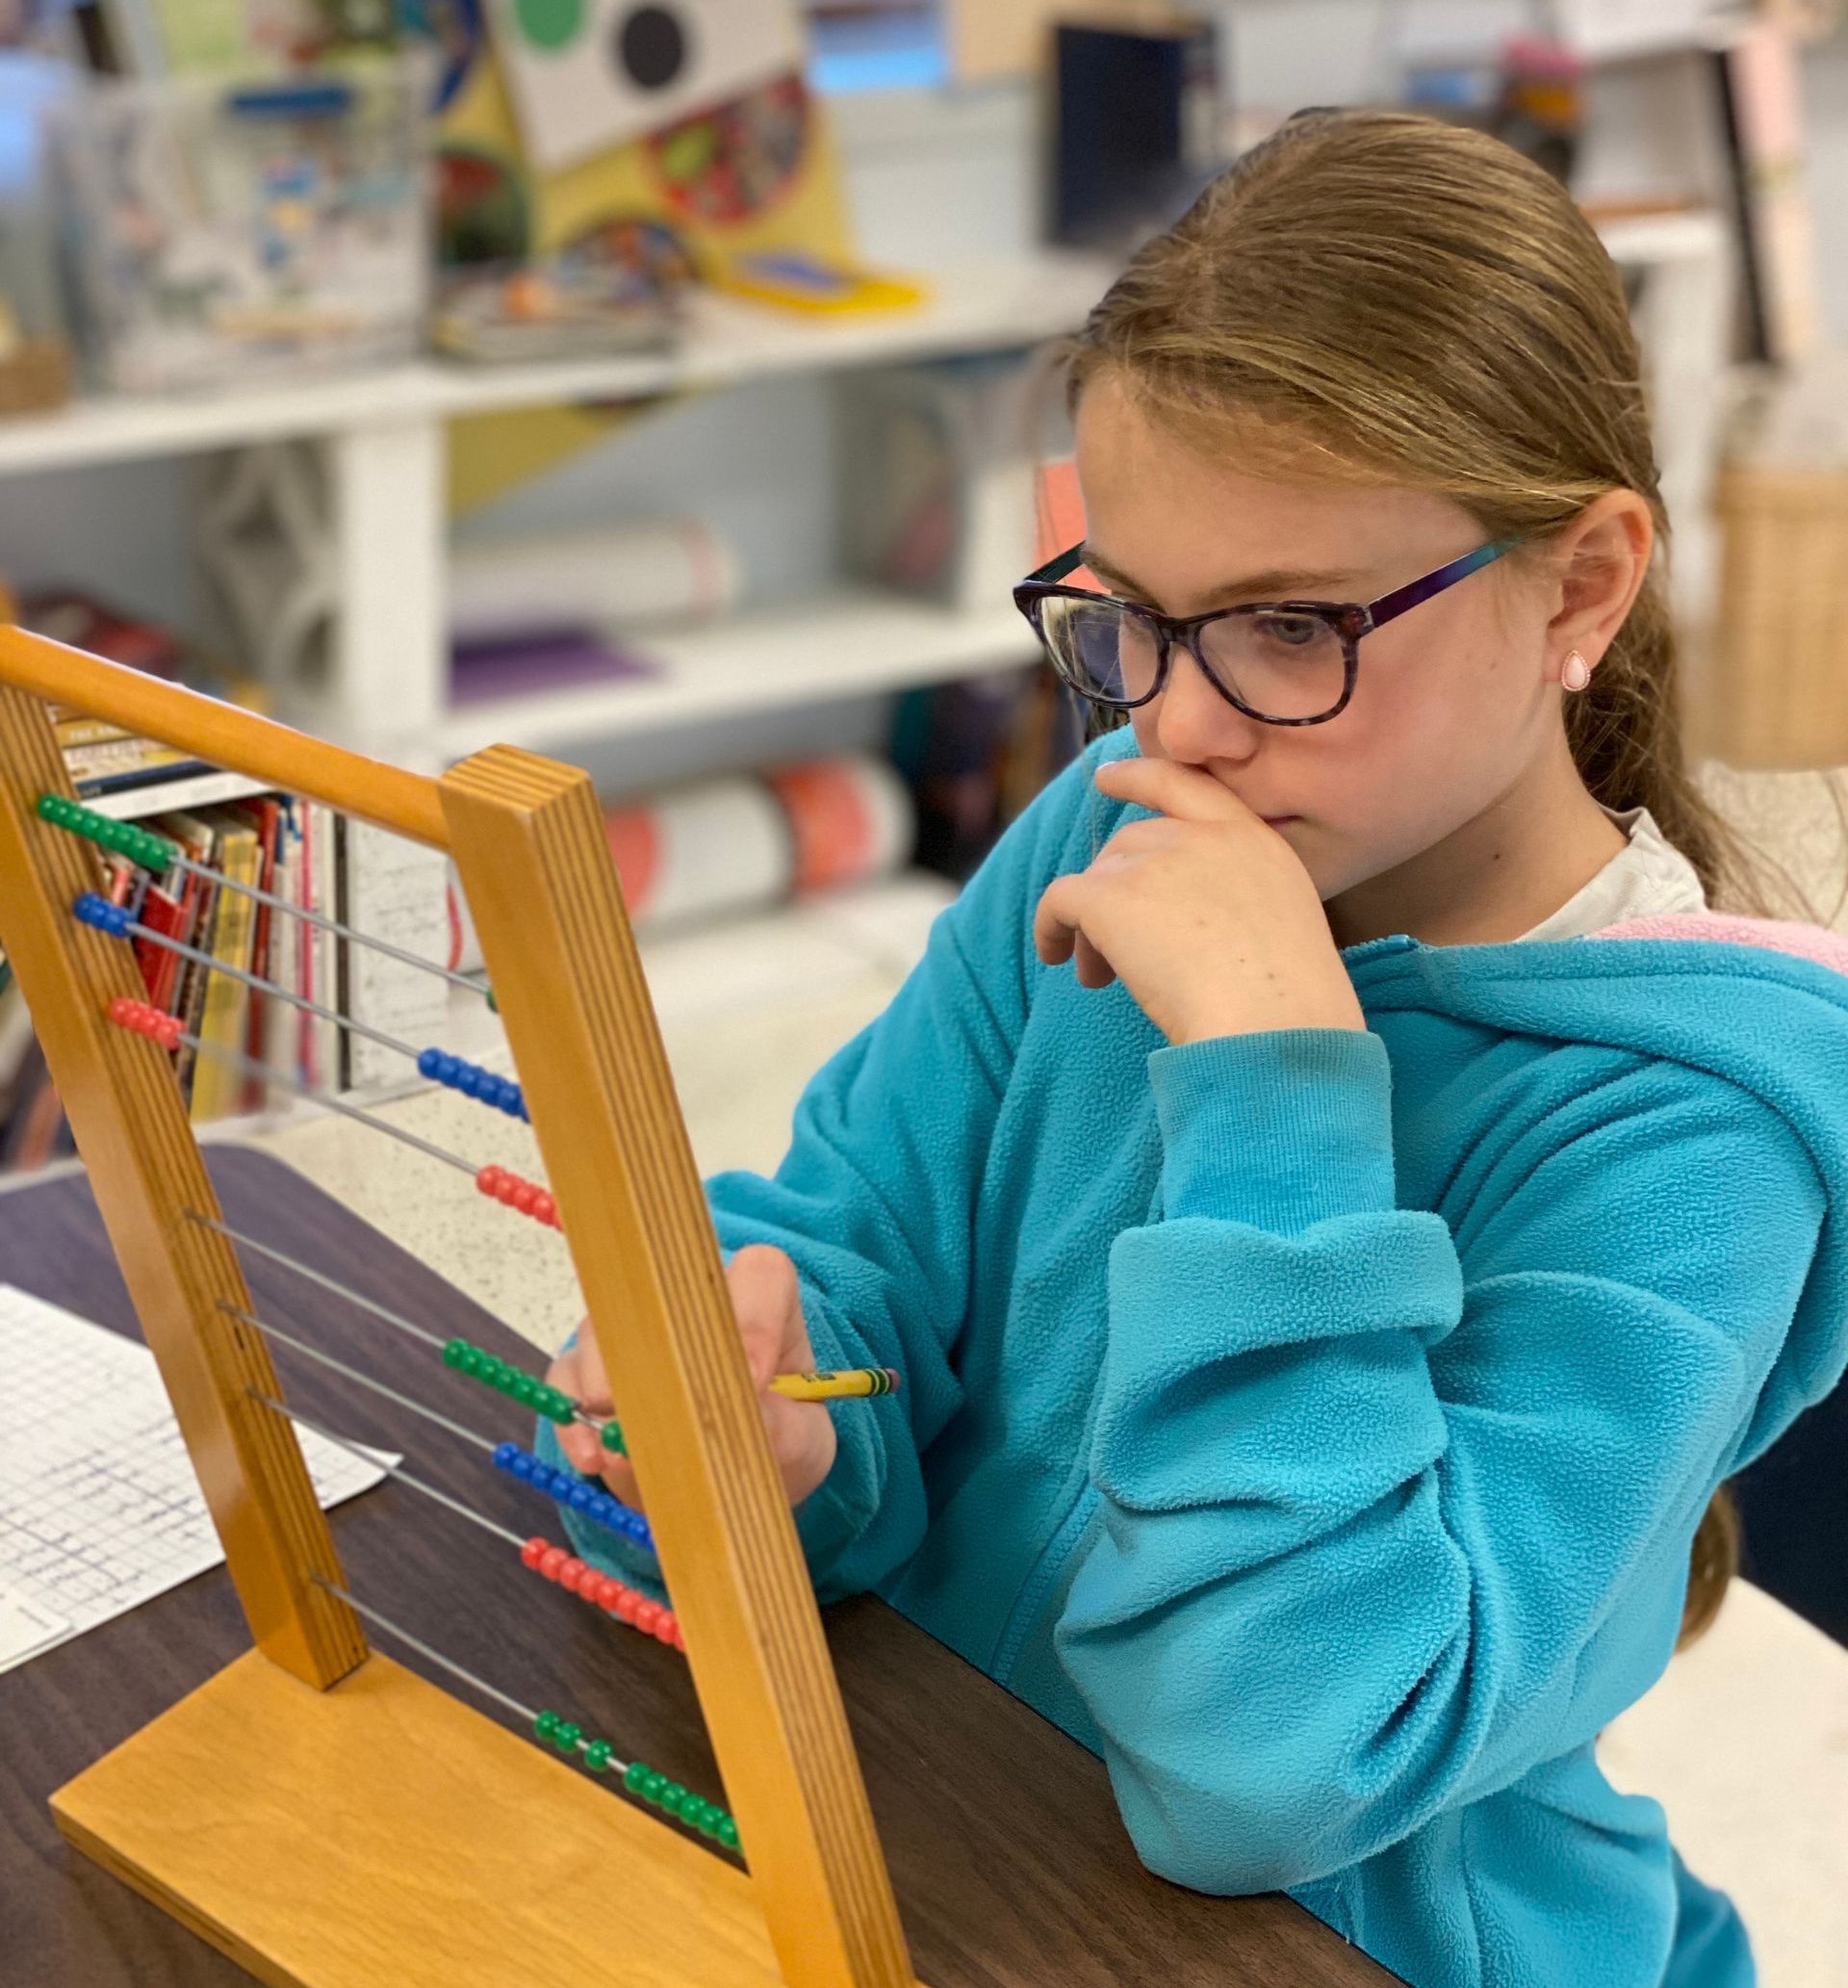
<box><xmin>1545</xmin><ymin>489</ymin><xmax>1656</xmax><ymax>678</ymax></box>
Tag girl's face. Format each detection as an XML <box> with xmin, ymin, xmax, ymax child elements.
<box><xmin>1072</xmin><ymin>374</ymin><xmax>1579</xmax><ymax>936</ymax></box>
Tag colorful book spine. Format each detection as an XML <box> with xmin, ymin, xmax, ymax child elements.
<box><xmin>189</xmin><ymin>812</ymin><xmax>261</xmax><ymax>1122</ymax></box>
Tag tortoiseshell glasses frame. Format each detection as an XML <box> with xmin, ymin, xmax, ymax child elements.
<box><xmin>1013</xmin><ymin>537</ymin><xmax>1522</xmax><ymax>725</ymax></box>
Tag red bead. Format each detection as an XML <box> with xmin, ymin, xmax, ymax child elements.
<box><xmin>521</xmin><ymin>1536</ymin><xmax>548</xmax><ymax>1570</ymax></box>
<box><xmin>109</xmin><ymin>995</ymin><xmax>136</xmax><ymax>1025</ymax></box>
<box><xmin>160</xmin><ymin>1020</ymin><xmax>182</xmax><ymax>1049</ymax></box>
<box><xmin>634</xmin><ymin>1601</ymin><xmax>661</xmax><ymax>1635</ymax></box>
<box><xmin>671</xmin><ymin>1621</ymin><xmax>686</xmax><ymax>1651</ymax></box>
<box><xmin>512</xmin><ymin>1182</ymin><xmax>537</xmax><ymax>1213</ymax></box>
<box><xmin>533</xmin><ymin>1193</ymin><xmax>558</xmax><ymax>1226</ymax></box>
<box><xmin>476</xmin><ymin>1166</ymin><xmax>503</xmax><ymax>1199</ymax></box>
<box><xmin>559</xmin><ymin>1557</ymin><xmax>587</xmax><ymax>1591</ymax></box>
<box><xmin>591</xmin><ymin>1575</ymin><xmax>620</xmax><ymax>1610</ymax></box>
<box><xmin>654</xmin><ymin>1614</ymin><xmax>679</xmax><ymax>1645</ymax></box>
<box><xmin>613</xmin><ymin>1589</ymin><xmax>641</xmax><ymax>1624</ymax></box>
<box><xmin>538</xmin><ymin>1546</ymin><xmax>569</xmax><ymax>1582</ymax></box>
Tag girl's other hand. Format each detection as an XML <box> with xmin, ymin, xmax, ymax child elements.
<box><xmin>1034</xmin><ymin>756</ymin><xmax>1368</xmax><ymax>1044</ymax></box>
<box><xmin>544</xmin><ymin>1244</ymin><xmax>838</xmax><ymax>1514</ymax></box>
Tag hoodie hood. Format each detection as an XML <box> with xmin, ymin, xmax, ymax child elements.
<box><xmin>1342</xmin><ymin>910</ymin><xmax>1848</xmax><ymax>1463</ymax></box>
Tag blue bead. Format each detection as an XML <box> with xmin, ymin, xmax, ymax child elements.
<box><xmin>418</xmin><ymin>1047</ymin><xmax>443</xmax><ymax>1079</ymax></box>
<box><xmin>509</xmin><ymin>1452</ymin><xmax>536</xmax><ymax>1481</ymax></box>
<box><xmin>74</xmin><ymin>891</ymin><xmax>105</xmax><ymax>926</ymax></box>
<box><xmin>501</xmin><ymin>1086</ymin><xmax>526</xmax><ymax>1117</ymax></box>
<box><xmin>569</xmin><ymin>1484</ymin><xmax>597</xmax><ymax>1512</ymax></box>
<box><xmin>492</xmin><ymin>1440</ymin><xmax>520</xmax><ymax>1471</ymax></box>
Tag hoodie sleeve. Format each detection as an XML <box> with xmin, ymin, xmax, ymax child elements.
<box><xmin>1053</xmin><ymin>1025</ymin><xmax>1826</xmax><ymax>1895</ymax></box>
<box><xmin>539</xmin><ymin>745</ymin><xmax>1095</xmax><ymax>1605</ymax></box>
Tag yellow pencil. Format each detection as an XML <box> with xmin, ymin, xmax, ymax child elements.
<box><xmin>769</xmin><ymin>1366</ymin><xmax>901</xmax><ymax>1402</ymax></box>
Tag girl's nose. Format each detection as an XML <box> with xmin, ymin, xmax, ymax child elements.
<box><xmin>1153</xmin><ymin>641</ymin><xmax>1265</xmax><ymax>765</ymax></box>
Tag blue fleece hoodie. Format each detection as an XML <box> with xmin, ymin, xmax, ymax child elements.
<box><xmin>540</xmin><ymin>726</ymin><xmax>1848</xmax><ymax>1988</ymax></box>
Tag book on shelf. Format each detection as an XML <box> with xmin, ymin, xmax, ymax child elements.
<box><xmin>0</xmin><ymin>762</ymin><xmax>451</xmax><ymax>1171</ymax></box>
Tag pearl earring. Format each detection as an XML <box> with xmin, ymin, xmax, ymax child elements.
<box><xmin>1560</xmin><ymin>650</ymin><xmax>1591</xmax><ymax>692</ymax></box>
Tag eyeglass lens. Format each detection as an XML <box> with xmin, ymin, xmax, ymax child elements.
<box><xmin>1034</xmin><ymin>596</ymin><xmax>1348</xmax><ymax>719</ymax></box>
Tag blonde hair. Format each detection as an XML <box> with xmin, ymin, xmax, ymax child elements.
<box><xmin>1054</xmin><ymin>108</ymin><xmax>1812</xmax><ymax>1646</ymax></box>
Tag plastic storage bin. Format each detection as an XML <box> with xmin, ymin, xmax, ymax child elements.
<box><xmin>0</xmin><ymin>53</ymin><xmax>77</xmax><ymax>417</ymax></box>
<box><xmin>52</xmin><ymin>62</ymin><xmax>429</xmax><ymax>394</ymax></box>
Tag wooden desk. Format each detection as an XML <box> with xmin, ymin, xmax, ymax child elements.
<box><xmin>0</xmin><ymin>1150</ymin><xmax>1399</xmax><ymax>1987</ymax></box>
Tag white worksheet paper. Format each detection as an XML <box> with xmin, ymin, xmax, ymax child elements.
<box><xmin>0</xmin><ymin>1282</ymin><xmax>396</xmax><ymax>1674</ymax></box>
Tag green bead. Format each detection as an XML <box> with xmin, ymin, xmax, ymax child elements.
<box><xmin>511</xmin><ymin>1374</ymin><xmax>539</xmax><ymax>1407</ymax></box>
<box><xmin>583</xmin><ymin>1740</ymin><xmax>612</xmax><ymax>1772</ymax></box>
<box><xmin>35</xmin><ymin>794</ymin><xmax>61</xmax><ymax>822</ymax></box>
<box><xmin>600</xmin><ymin>1420</ymin><xmax>627</xmax><ymax>1455</ymax></box>
<box><xmin>442</xmin><ymin>1338</ymin><xmax>469</xmax><ymax>1368</ymax></box>
<box><xmin>717</xmin><ymin>1816</ymin><xmax>740</xmax><ymax>1850</ymax></box>
<box><xmin>534</xmin><ymin>1710</ymin><xmax>557</xmax><ymax>1741</ymax></box>
<box><xmin>625</xmin><ymin>1760</ymin><xmax>650</xmax><ymax>1794</ymax></box>
<box><xmin>641</xmin><ymin>1769</ymin><xmax>668</xmax><ymax>1804</ymax></box>
<box><xmin>485</xmin><ymin>987</ymin><xmax>499</xmax><ymax>1014</ymax></box>
<box><xmin>541</xmin><ymin>1386</ymin><xmax>575</xmax><ymax>1424</ymax></box>
<box><xmin>553</xmin><ymin>1720</ymin><xmax>581</xmax><ymax>1753</ymax></box>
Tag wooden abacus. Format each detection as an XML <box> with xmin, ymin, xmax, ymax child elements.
<box><xmin>0</xmin><ymin>628</ymin><xmax>923</xmax><ymax>1988</ymax></box>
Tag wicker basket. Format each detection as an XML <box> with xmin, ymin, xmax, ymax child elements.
<box><xmin>1702</xmin><ymin>464</ymin><xmax>1848</xmax><ymax>769</ymax></box>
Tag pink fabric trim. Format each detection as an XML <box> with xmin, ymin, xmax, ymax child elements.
<box><xmin>1590</xmin><ymin>910</ymin><xmax>1848</xmax><ymax>980</ymax></box>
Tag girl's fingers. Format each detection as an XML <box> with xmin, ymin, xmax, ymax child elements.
<box><xmin>1033</xmin><ymin>875</ymin><xmax>1083</xmax><ymax>965</ymax></box>
<box><xmin>593</xmin><ymin>1450</ymin><xmax>645</xmax><ymax>1513</ymax></box>
<box><xmin>727</xmin><ymin>1245</ymin><xmax>804</xmax><ymax>1391</ymax></box>
<box><xmin>1073</xmin><ymin>930</ymin><xmax>1117</xmax><ymax>989</ymax></box>
<box><xmin>556</xmin><ymin>1417</ymin><xmax>603</xmax><ymax>1475</ymax></box>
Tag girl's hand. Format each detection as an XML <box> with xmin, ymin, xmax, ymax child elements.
<box><xmin>1034</xmin><ymin>757</ymin><xmax>1367</xmax><ymax>1045</ymax></box>
<box><xmin>545</xmin><ymin>1244</ymin><xmax>838</xmax><ymax>1512</ymax></box>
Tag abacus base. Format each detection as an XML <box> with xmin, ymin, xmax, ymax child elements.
<box><xmin>50</xmin><ymin>1647</ymin><xmax>786</xmax><ymax>1988</ymax></box>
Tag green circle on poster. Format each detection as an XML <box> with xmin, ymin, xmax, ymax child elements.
<box><xmin>514</xmin><ymin>0</ymin><xmax>583</xmax><ymax>50</ymax></box>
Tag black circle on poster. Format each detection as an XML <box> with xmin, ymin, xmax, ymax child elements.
<box><xmin>615</xmin><ymin>5</ymin><xmax>689</xmax><ymax>90</ymax></box>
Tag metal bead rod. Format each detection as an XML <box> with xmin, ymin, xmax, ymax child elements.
<box><xmin>224</xmin><ymin>1304</ymin><xmax>497</xmax><ymax>1454</ymax></box>
<box><xmin>250</xmin><ymin>1389</ymin><xmax>528</xmax><ymax>1550</ymax></box>
<box><xmin>162</xmin><ymin>842</ymin><xmax>489</xmax><ymax>1000</ymax></box>
<box><xmin>190</xmin><ymin>1213</ymin><xmax>455</xmax><ymax>1352</ymax></box>
<box><xmin>97</xmin><ymin>905</ymin><xmax>417</xmax><ymax>1058</ymax></box>
<box><xmin>190</xmin><ymin>1219</ymin><xmax>591</xmax><ymax>1428</ymax></box>
<box><xmin>38</xmin><ymin>792</ymin><xmax>492</xmax><ymax>1001</ymax></box>
<box><xmin>75</xmin><ymin>894</ymin><xmax>526</xmax><ymax>1122</ymax></box>
<box><xmin>117</xmin><ymin>1015</ymin><xmax>479</xmax><ymax>1175</ymax></box>
<box><xmin>308</xmin><ymin>1575</ymin><xmax>638</xmax><ymax>1780</ymax></box>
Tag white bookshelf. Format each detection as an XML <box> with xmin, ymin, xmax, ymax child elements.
<box><xmin>0</xmin><ymin>255</ymin><xmax>1113</xmax><ymax>481</ymax></box>
<box><xmin>89</xmin><ymin>771</ymin><xmax>275</xmax><ymax>821</ymax></box>
<box><xmin>429</xmin><ymin>589</ymin><xmax>1038</xmax><ymax>759</ymax></box>
<box><xmin>0</xmin><ymin>203</ymin><xmax>1733</xmax><ymax>765</ymax></box>
<box><xmin>0</xmin><ymin>250</ymin><xmax>1113</xmax><ymax>768</ymax></box>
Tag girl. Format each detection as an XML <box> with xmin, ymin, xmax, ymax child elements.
<box><xmin>542</xmin><ymin>112</ymin><xmax>1848</xmax><ymax>1988</ymax></box>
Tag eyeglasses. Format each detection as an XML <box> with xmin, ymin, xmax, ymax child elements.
<box><xmin>1013</xmin><ymin>537</ymin><xmax>1521</xmax><ymax>725</ymax></box>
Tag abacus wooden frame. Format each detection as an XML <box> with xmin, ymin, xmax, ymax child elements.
<box><xmin>0</xmin><ymin>628</ymin><xmax>924</xmax><ymax>1988</ymax></box>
